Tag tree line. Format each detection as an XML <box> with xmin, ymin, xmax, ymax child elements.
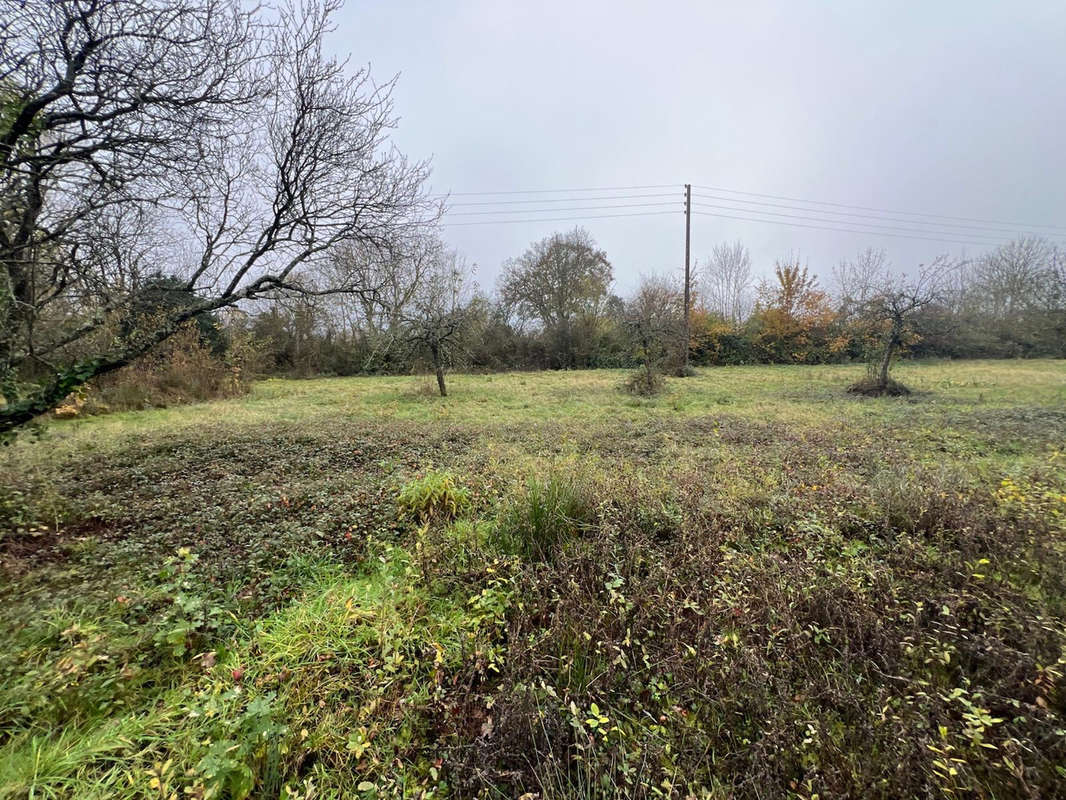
<box><xmin>2</xmin><ymin>0</ymin><xmax>1063</xmax><ymax>429</ymax></box>
<box><xmin>229</xmin><ymin>229</ymin><xmax>1064</xmax><ymax>395</ymax></box>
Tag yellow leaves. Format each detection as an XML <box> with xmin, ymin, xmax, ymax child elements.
<box><xmin>715</xmin><ymin>628</ymin><xmax>741</xmax><ymax>648</ymax></box>
<box><xmin>996</xmin><ymin>476</ymin><xmax>1066</xmax><ymax>528</ymax></box>
<box><xmin>998</xmin><ymin>477</ymin><xmax>1027</xmax><ymax>504</ymax></box>
<box><xmin>145</xmin><ymin>759</ymin><xmax>178</xmax><ymax>800</ymax></box>
<box><xmin>342</xmin><ymin>595</ymin><xmax>375</xmax><ymax>623</ymax></box>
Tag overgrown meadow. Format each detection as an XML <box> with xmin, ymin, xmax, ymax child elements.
<box><xmin>2</xmin><ymin>361</ymin><xmax>1065</xmax><ymax>799</ymax></box>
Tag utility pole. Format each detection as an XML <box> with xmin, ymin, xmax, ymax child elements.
<box><xmin>681</xmin><ymin>182</ymin><xmax>692</xmax><ymax>375</ymax></box>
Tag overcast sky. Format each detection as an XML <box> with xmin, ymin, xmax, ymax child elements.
<box><xmin>333</xmin><ymin>1</ymin><xmax>1066</xmax><ymax>294</ymax></box>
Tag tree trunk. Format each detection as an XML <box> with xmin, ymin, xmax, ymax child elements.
<box><xmin>878</xmin><ymin>319</ymin><xmax>902</xmax><ymax>387</ymax></box>
<box><xmin>431</xmin><ymin>344</ymin><xmax>446</xmax><ymax>397</ymax></box>
<box><xmin>435</xmin><ymin>364</ymin><xmax>446</xmax><ymax>397</ymax></box>
<box><xmin>877</xmin><ymin>343</ymin><xmax>892</xmax><ymax>386</ymax></box>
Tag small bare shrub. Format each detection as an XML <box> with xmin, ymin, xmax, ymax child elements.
<box><xmin>622</xmin><ymin>368</ymin><xmax>666</xmax><ymax>396</ymax></box>
<box><xmin>405</xmin><ymin>374</ymin><xmax>443</xmax><ymax>399</ymax></box>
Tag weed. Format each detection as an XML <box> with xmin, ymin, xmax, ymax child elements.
<box><xmin>397</xmin><ymin>470</ymin><xmax>471</xmax><ymax>522</ymax></box>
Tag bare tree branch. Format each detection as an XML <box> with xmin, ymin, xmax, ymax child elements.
<box><xmin>0</xmin><ymin>0</ymin><xmax>440</xmax><ymax>432</ymax></box>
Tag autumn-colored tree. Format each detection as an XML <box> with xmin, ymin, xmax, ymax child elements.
<box><xmin>687</xmin><ymin>305</ymin><xmax>751</xmax><ymax>365</ymax></box>
<box><xmin>750</xmin><ymin>259</ymin><xmax>843</xmax><ymax>363</ymax></box>
<box><xmin>763</xmin><ymin>261</ymin><xmax>820</xmax><ymax>317</ymax></box>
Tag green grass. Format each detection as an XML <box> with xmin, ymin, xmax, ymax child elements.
<box><xmin>1</xmin><ymin>360</ymin><xmax>1065</xmax><ymax>798</ymax></box>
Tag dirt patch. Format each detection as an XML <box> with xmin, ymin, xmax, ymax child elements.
<box><xmin>0</xmin><ymin>517</ymin><xmax>109</xmax><ymax>573</ymax></box>
<box><xmin>847</xmin><ymin>376</ymin><xmax>912</xmax><ymax>396</ymax></box>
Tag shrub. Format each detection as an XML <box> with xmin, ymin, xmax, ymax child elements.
<box><xmin>74</xmin><ymin>323</ymin><xmax>259</xmax><ymax>414</ymax></box>
<box><xmin>496</xmin><ymin>472</ymin><xmax>597</xmax><ymax>560</ymax></box>
<box><xmin>415</xmin><ymin>519</ymin><xmax>495</xmax><ymax>588</ymax></box>
<box><xmin>622</xmin><ymin>368</ymin><xmax>665</xmax><ymax>396</ymax></box>
<box><xmin>397</xmin><ymin>470</ymin><xmax>471</xmax><ymax>523</ymax></box>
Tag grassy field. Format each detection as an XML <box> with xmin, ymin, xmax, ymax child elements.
<box><xmin>1</xmin><ymin>360</ymin><xmax>1065</xmax><ymax>799</ymax></box>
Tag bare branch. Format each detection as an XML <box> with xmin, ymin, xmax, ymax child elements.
<box><xmin>1</xmin><ymin>0</ymin><xmax>439</xmax><ymax>431</ymax></box>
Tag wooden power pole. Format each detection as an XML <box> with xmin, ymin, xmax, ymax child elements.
<box><xmin>681</xmin><ymin>182</ymin><xmax>692</xmax><ymax>375</ymax></box>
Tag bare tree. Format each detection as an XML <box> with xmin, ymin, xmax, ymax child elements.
<box><xmin>850</xmin><ymin>255</ymin><xmax>958</xmax><ymax>395</ymax></box>
<box><xmin>314</xmin><ymin>233</ymin><xmax>441</xmax><ymax>370</ymax></box>
<box><xmin>0</xmin><ymin>0</ymin><xmax>439</xmax><ymax>433</ymax></box>
<box><xmin>326</xmin><ymin>235</ymin><xmax>439</xmax><ymax>338</ymax></box>
<box><xmin>833</xmin><ymin>247</ymin><xmax>891</xmax><ymax>316</ymax></box>
<box><xmin>701</xmin><ymin>240</ymin><xmax>753</xmax><ymax>325</ymax></box>
<box><xmin>399</xmin><ymin>245</ymin><xmax>473</xmax><ymax>397</ymax></box>
<box><xmin>623</xmin><ymin>274</ymin><xmax>682</xmax><ymax>394</ymax></box>
<box><xmin>1049</xmin><ymin>246</ymin><xmax>1066</xmax><ymax>356</ymax></box>
<box><xmin>971</xmin><ymin>237</ymin><xmax>1055</xmax><ymax>320</ymax></box>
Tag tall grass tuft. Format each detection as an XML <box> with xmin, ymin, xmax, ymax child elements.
<box><xmin>496</xmin><ymin>472</ymin><xmax>597</xmax><ymax>561</ymax></box>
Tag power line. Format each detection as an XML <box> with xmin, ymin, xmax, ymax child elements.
<box><xmin>447</xmin><ymin>192</ymin><xmax>680</xmax><ymax>207</ymax></box>
<box><xmin>434</xmin><ymin>180</ymin><xmax>1063</xmax><ymax>236</ymax></box>
<box><xmin>691</xmin><ymin>201</ymin><xmax>1010</xmax><ymax>243</ymax></box>
<box><xmin>439</xmin><ymin>204</ymin><xmax>1017</xmax><ymax>245</ymax></box>
<box><xmin>440</xmin><ymin>210</ymin><xmax>680</xmax><ymax>227</ymax></box>
<box><xmin>691</xmin><ymin>210</ymin><xmax>990</xmax><ymax>246</ymax></box>
<box><xmin>692</xmin><ymin>192</ymin><xmax>1064</xmax><ymax>240</ymax></box>
<box><xmin>433</xmin><ymin>183</ymin><xmax>679</xmax><ymax>197</ymax></box>
<box><xmin>431</xmin><ymin>179</ymin><xmax>1062</xmax><ymax>245</ymax></box>
<box><xmin>693</xmin><ymin>183</ymin><xmax>1066</xmax><ymax>233</ymax></box>
<box><xmin>446</xmin><ymin>201</ymin><xmax>682</xmax><ymax>216</ymax></box>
